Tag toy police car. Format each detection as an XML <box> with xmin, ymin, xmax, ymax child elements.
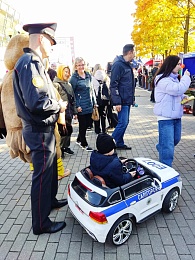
<box><xmin>68</xmin><ymin>158</ymin><xmax>182</xmax><ymax>246</ymax></box>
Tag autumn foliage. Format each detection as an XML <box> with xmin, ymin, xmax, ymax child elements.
<box><xmin>132</xmin><ymin>0</ymin><xmax>195</xmax><ymax>58</ymax></box>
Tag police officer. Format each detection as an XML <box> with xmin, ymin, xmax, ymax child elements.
<box><xmin>13</xmin><ymin>22</ymin><xmax>67</xmax><ymax>235</ymax></box>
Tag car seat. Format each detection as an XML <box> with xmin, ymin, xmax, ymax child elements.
<box><xmin>83</xmin><ymin>167</ymin><xmax>108</xmax><ymax>188</ymax></box>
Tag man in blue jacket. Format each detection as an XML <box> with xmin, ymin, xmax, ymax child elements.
<box><xmin>110</xmin><ymin>44</ymin><xmax>135</xmax><ymax>149</ymax></box>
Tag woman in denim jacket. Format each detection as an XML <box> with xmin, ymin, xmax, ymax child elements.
<box><xmin>153</xmin><ymin>55</ymin><xmax>191</xmax><ymax>167</ymax></box>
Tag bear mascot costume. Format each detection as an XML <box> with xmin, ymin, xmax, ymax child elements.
<box><xmin>0</xmin><ymin>34</ymin><xmax>70</xmax><ymax>179</ymax></box>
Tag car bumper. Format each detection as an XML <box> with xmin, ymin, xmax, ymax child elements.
<box><xmin>68</xmin><ymin>193</ymin><xmax>112</xmax><ymax>243</ymax></box>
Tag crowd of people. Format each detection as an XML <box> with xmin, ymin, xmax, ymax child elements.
<box><xmin>1</xmin><ymin>21</ymin><xmax>191</xmax><ymax>236</ymax></box>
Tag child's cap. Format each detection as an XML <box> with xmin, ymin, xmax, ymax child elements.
<box><xmin>96</xmin><ymin>133</ymin><xmax>116</xmax><ymax>154</ymax></box>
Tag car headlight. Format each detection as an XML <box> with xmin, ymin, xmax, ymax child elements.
<box><xmin>177</xmin><ymin>176</ymin><xmax>182</xmax><ymax>182</ymax></box>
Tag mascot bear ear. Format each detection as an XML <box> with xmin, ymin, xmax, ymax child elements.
<box><xmin>4</xmin><ymin>34</ymin><xmax>29</xmax><ymax>71</ymax></box>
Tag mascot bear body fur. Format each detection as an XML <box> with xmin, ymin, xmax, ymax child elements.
<box><xmin>0</xmin><ymin>34</ymin><xmax>67</xmax><ymax>178</ymax></box>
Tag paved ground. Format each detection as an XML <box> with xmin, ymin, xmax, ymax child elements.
<box><xmin>0</xmin><ymin>87</ymin><xmax>195</xmax><ymax>260</ymax></box>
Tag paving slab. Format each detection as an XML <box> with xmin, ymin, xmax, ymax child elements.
<box><xmin>0</xmin><ymin>87</ymin><xmax>195</xmax><ymax>259</ymax></box>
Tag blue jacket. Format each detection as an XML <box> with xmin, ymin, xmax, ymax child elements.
<box><xmin>70</xmin><ymin>71</ymin><xmax>95</xmax><ymax>115</ymax></box>
<box><xmin>154</xmin><ymin>73</ymin><xmax>191</xmax><ymax>119</ymax></box>
<box><xmin>110</xmin><ymin>55</ymin><xmax>135</xmax><ymax>106</ymax></box>
<box><xmin>90</xmin><ymin>151</ymin><xmax>132</xmax><ymax>188</ymax></box>
<box><xmin>13</xmin><ymin>48</ymin><xmax>60</xmax><ymax>126</ymax></box>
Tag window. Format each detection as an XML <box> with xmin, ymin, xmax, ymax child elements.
<box><xmin>72</xmin><ymin>177</ymin><xmax>106</xmax><ymax>206</ymax></box>
<box><xmin>108</xmin><ymin>191</ymin><xmax>122</xmax><ymax>204</ymax></box>
<box><xmin>124</xmin><ymin>177</ymin><xmax>153</xmax><ymax>198</ymax></box>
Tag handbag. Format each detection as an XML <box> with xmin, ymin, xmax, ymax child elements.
<box><xmin>91</xmin><ymin>107</ymin><xmax>99</xmax><ymax>121</ymax></box>
<box><xmin>57</xmin><ymin>123</ymin><xmax>67</xmax><ymax>136</ymax></box>
<box><xmin>57</xmin><ymin>111</ymin><xmax>67</xmax><ymax>136</ymax></box>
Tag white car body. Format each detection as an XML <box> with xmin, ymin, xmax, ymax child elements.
<box><xmin>68</xmin><ymin>158</ymin><xmax>182</xmax><ymax>245</ymax></box>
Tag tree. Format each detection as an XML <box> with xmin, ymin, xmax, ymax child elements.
<box><xmin>132</xmin><ymin>0</ymin><xmax>195</xmax><ymax>58</ymax></box>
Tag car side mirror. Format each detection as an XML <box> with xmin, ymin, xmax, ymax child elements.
<box><xmin>151</xmin><ymin>178</ymin><xmax>162</xmax><ymax>190</ymax></box>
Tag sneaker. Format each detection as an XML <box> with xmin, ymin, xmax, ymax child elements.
<box><xmin>64</xmin><ymin>148</ymin><xmax>74</xmax><ymax>155</ymax></box>
<box><xmin>107</xmin><ymin>127</ymin><xmax>114</xmax><ymax>132</ymax></box>
<box><xmin>76</xmin><ymin>141</ymin><xmax>81</xmax><ymax>147</ymax></box>
<box><xmin>81</xmin><ymin>146</ymin><xmax>93</xmax><ymax>152</ymax></box>
<box><xmin>58</xmin><ymin>169</ymin><xmax>71</xmax><ymax>180</ymax></box>
<box><xmin>106</xmin><ymin>126</ymin><xmax>115</xmax><ymax>132</ymax></box>
<box><xmin>87</xmin><ymin>127</ymin><xmax>93</xmax><ymax>131</ymax></box>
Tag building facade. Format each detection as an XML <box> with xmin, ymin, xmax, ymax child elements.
<box><xmin>50</xmin><ymin>36</ymin><xmax>75</xmax><ymax>68</ymax></box>
<box><xmin>0</xmin><ymin>0</ymin><xmax>20</xmax><ymax>47</ymax></box>
<box><xmin>0</xmin><ymin>0</ymin><xmax>21</xmax><ymax>80</ymax></box>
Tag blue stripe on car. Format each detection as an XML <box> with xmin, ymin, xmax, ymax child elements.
<box><xmin>102</xmin><ymin>175</ymin><xmax>180</xmax><ymax>217</ymax></box>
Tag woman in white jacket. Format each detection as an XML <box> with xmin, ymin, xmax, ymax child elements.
<box><xmin>153</xmin><ymin>55</ymin><xmax>191</xmax><ymax>167</ymax></box>
<box><xmin>92</xmin><ymin>64</ymin><xmax>110</xmax><ymax>134</ymax></box>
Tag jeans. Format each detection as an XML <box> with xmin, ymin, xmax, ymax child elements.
<box><xmin>156</xmin><ymin>119</ymin><xmax>181</xmax><ymax>167</ymax></box>
<box><xmin>112</xmin><ymin>105</ymin><xmax>130</xmax><ymax>147</ymax></box>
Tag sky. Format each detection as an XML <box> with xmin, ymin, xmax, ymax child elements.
<box><xmin>7</xmin><ymin>0</ymin><xmax>136</xmax><ymax>68</ymax></box>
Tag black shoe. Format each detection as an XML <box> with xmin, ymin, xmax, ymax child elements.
<box><xmin>64</xmin><ymin>148</ymin><xmax>74</xmax><ymax>155</ymax></box>
<box><xmin>116</xmin><ymin>145</ymin><xmax>132</xmax><ymax>150</ymax></box>
<box><xmin>61</xmin><ymin>151</ymin><xmax>65</xmax><ymax>159</ymax></box>
<box><xmin>51</xmin><ymin>199</ymin><xmax>68</xmax><ymax>209</ymax></box>
<box><xmin>33</xmin><ymin>221</ymin><xmax>66</xmax><ymax>235</ymax></box>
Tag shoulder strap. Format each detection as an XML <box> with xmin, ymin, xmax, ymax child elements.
<box><xmin>58</xmin><ymin>82</ymin><xmax>73</xmax><ymax>101</ymax></box>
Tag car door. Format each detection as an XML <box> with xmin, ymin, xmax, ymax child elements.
<box><xmin>123</xmin><ymin>176</ymin><xmax>162</xmax><ymax>222</ymax></box>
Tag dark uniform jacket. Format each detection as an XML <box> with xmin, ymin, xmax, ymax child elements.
<box><xmin>110</xmin><ymin>55</ymin><xmax>135</xmax><ymax>106</ymax></box>
<box><xmin>90</xmin><ymin>150</ymin><xmax>133</xmax><ymax>188</ymax></box>
<box><xmin>13</xmin><ymin>48</ymin><xmax>60</xmax><ymax>126</ymax></box>
<box><xmin>69</xmin><ymin>71</ymin><xmax>96</xmax><ymax>115</ymax></box>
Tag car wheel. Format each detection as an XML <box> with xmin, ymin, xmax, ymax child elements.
<box><xmin>162</xmin><ymin>188</ymin><xmax>179</xmax><ymax>213</ymax></box>
<box><xmin>107</xmin><ymin>216</ymin><xmax>133</xmax><ymax>246</ymax></box>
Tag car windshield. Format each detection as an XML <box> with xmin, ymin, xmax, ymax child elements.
<box><xmin>72</xmin><ymin>177</ymin><xmax>106</xmax><ymax>206</ymax></box>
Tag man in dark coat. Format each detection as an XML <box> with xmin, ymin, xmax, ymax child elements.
<box><xmin>110</xmin><ymin>44</ymin><xmax>135</xmax><ymax>150</ymax></box>
<box><xmin>150</xmin><ymin>63</ymin><xmax>159</xmax><ymax>103</ymax></box>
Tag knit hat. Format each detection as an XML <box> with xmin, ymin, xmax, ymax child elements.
<box><xmin>96</xmin><ymin>133</ymin><xmax>116</xmax><ymax>154</ymax></box>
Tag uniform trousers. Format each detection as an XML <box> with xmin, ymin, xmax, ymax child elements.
<box><xmin>22</xmin><ymin>124</ymin><xmax>58</xmax><ymax>232</ymax></box>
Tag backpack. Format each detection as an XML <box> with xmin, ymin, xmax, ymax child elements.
<box><xmin>97</xmin><ymin>80</ymin><xmax>110</xmax><ymax>106</ymax></box>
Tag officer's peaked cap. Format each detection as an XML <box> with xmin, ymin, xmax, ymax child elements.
<box><xmin>23</xmin><ymin>22</ymin><xmax>57</xmax><ymax>45</ymax></box>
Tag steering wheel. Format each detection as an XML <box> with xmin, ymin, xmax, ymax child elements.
<box><xmin>122</xmin><ymin>159</ymin><xmax>138</xmax><ymax>174</ymax></box>
<box><xmin>122</xmin><ymin>159</ymin><xmax>145</xmax><ymax>179</ymax></box>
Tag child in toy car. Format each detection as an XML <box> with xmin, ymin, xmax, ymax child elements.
<box><xmin>90</xmin><ymin>133</ymin><xmax>136</xmax><ymax>188</ymax></box>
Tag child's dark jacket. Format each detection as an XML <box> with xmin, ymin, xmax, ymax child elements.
<box><xmin>90</xmin><ymin>150</ymin><xmax>132</xmax><ymax>188</ymax></box>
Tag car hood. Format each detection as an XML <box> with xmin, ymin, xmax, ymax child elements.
<box><xmin>135</xmin><ymin>157</ymin><xmax>181</xmax><ymax>181</ymax></box>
